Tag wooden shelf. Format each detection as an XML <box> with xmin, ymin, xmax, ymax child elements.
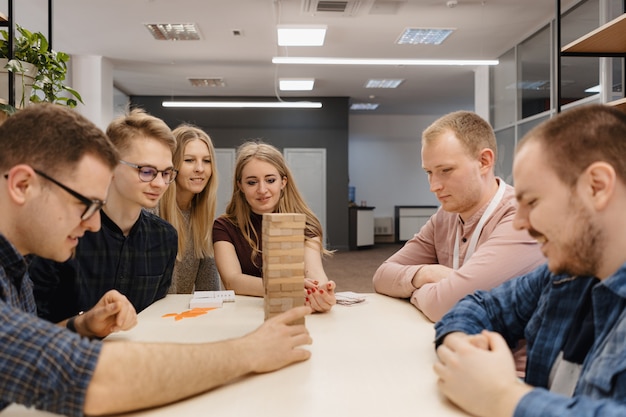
<box><xmin>0</xmin><ymin>12</ymin><xmax>6</xmax><ymax>22</ymax></box>
<box><xmin>607</xmin><ymin>97</ymin><xmax>626</xmax><ymax>112</ymax></box>
<box><xmin>562</xmin><ymin>13</ymin><xmax>626</xmax><ymax>54</ymax></box>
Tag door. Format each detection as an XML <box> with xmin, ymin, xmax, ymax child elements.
<box><xmin>283</xmin><ymin>148</ymin><xmax>327</xmax><ymax>242</ymax></box>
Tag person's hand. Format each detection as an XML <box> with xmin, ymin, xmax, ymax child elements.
<box><xmin>434</xmin><ymin>330</ymin><xmax>532</xmax><ymax>417</ymax></box>
<box><xmin>304</xmin><ymin>279</ymin><xmax>336</xmax><ymax>313</ymax></box>
<box><xmin>412</xmin><ymin>264</ymin><xmax>452</xmax><ymax>289</ymax></box>
<box><xmin>76</xmin><ymin>290</ymin><xmax>137</xmax><ymax>338</ymax></box>
<box><xmin>242</xmin><ymin>306</ymin><xmax>313</xmax><ymax>373</ymax></box>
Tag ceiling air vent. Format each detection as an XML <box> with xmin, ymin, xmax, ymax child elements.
<box><xmin>301</xmin><ymin>0</ymin><xmax>366</xmax><ymax>16</ymax></box>
<box><xmin>145</xmin><ymin>23</ymin><xmax>200</xmax><ymax>41</ymax></box>
<box><xmin>317</xmin><ymin>1</ymin><xmax>348</xmax><ymax>12</ymax></box>
<box><xmin>188</xmin><ymin>78</ymin><xmax>226</xmax><ymax>88</ymax></box>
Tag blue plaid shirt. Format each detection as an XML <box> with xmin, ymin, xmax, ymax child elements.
<box><xmin>30</xmin><ymin>209</ymin><xmax>177</xmax><ymax>322</ymax></box>
<box><xmin>0</xmin><ymin>234</ymin><xmax>102</xmax><ymax>417</ymax></box>
<box><xmin>436</xmin><ymin>262</ymin><xmax>626</xmax><ymax>416</ymax></box>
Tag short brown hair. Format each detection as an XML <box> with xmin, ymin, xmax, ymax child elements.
<box><xmin>0</xmin><ymin>103</ymin><xmax>118</xmax><ymax>176</ymax></box>
<box><xmin>422</xmin><ymin>110</ymin><xmax>497</xmax><ymax>161</ymax></box>
<box><xmin>518</xmin><ymin>104</ymin><xmax>626</xmax><ymax>187</ymax></box>
<box><xmin>106</xmin><ymin>108</ymin><xmax>175</xmax><ymax>155</ymax></box>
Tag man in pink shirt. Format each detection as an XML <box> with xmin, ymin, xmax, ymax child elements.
<box><xmin>373</xmin><ymin>111</ymin><xmax>545</xmax><ymax>322</ymax></box>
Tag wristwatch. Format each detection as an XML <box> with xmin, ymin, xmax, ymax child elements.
<box><xmin>66</xmin><ymin>311</ymin><xmax>84</xmax><ymax>333</ymax></box>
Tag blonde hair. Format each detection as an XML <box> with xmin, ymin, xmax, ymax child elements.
<box><xmin>222</xmin><ymin>140</ymin><xmax>330</xmax><ymax>265</ymax></box>
<box><xmin>159</xmin><ymin>125</ymin><xmax>218</xmax><ymax>260</ymax></box>
<box><xmin>105</xmin><ymin>108</ymin><xmax>176</xmax><ymax>156</ymax></box>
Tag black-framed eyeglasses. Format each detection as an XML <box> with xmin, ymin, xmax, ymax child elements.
<box><xmin>119</xmin><ymin>160</ymin><xmax>178</xmax><ymax>184</ymax></box>
<box><xmin>2</xmin><ymin>169</ymin><xmax>106</xmax><ymax>221</ymax></box>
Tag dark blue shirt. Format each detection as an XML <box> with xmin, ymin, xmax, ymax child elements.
<box><xmin>29</xmin><ymin>209</ymin><xmax>177</xmax><ymax>322</ymax></box>
<box><xmin>0</xmin><ymin>234</ymin><xmax>102</xmax><ymax>417</ymax></box>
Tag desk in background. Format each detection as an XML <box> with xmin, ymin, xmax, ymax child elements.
<box><xmin>349</xmin><ymin>206</ymin><xmax>375</xmax><ymax>250</ymax></box>
<box><xmin>395</xmin><ymin>205</ymin><xmax>439</xmax><ymax>242</ymax></box>
<box><xmin>3</xmin><ymin>294</ymin><xmax>468</xmax><ymax>417</ymax></box>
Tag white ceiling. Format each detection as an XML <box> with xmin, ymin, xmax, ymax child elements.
<box><xmin>14</xmin><ymin>0</ymin><xmax>577</xmax><ymax>115</ymax></box>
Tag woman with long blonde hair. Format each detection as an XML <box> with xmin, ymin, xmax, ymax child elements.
<box><xmin>213</xmin><ymin>140</ymin><xmax>335</xmax><ymax>312</ymax></box>
<box><xmin>159</xmin><ymin>124</ymin><xmax>221</xmax><ymax>293</ymax></box>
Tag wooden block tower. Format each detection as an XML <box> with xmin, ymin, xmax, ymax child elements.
<box><xmin>262</xmin><ymin>213</ymin><xmax>306</xmax><ymax>324</ymax></box>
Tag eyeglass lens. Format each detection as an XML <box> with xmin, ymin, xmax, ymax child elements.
<box><xmin>81</xmin><ymin>201</ymin><xmax>105</xmax><ymax>221</ymax></box>
<box><xmin>137</xmin><ymin>166</ymin><xmax>176</xmax><ymax>183</ymax></box>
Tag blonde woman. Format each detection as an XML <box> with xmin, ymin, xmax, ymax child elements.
<box><xmin>159</xmin><ymin>124</ymin><xmax>221</xmax><ymax>293</ymax></box>
<box><xmin>213</xmin><ymin>140</ymin><xmax>336</xmax><ymax>312</ymax></box>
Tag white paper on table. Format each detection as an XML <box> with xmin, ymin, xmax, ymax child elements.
<box><xmin>193</xmin><ymin>290</ymin><xmax>236</xmax><ymax>302</ymax></box>
<box><xmin>335</xmin><ymin>291</ymin><xmax>366</xmax><ymax>306</ymax></box>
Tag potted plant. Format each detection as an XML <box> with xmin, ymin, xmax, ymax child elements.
<box><xmin>0</xmin><ymin>25</ymin><xmax>82</xmax><ymax>114</ymax></box>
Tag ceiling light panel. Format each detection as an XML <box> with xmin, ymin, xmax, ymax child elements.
<box><xmin>279</xmin><ymin>78</ymin><xmax>315</xmax><ymax>91</ymax></box>
<box><xmin>277</xmin><ymin>25</ymin><xmax>327</xmax><ymax>46</ymax></box>
<box><xmin>350</xmin><ymin>103</ymin><xmax>379</xmax><ymax>110</ymax></box>
<box><xmin>145</xmin><ymin>23</ymin><xmax>200</xmax><ymax>41</ymax></box>
<box><xmin>365</xmin><ymin>79</ymin><xmax>404</xmax><ymax>88</ymax></box>
<box><xmin>396</xmin><ymin>28</ymin><xmax>454</xmax><ymax>45</ymax></box>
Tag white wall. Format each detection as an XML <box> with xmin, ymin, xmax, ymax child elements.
<box><xmin>348</xmin><ymin>114</ymin><xmax>441</xmax><ymax>220</ymax></box>
<box><xmin>72</xmin><ymin>55</ymin><xmax>114</xmax><ymax>130</ymax></box>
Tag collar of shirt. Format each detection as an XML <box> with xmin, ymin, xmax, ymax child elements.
<box><xmin>0</xmin><ymin>233</ymin><xmax>28</xmax><ymax>288</ymax></box>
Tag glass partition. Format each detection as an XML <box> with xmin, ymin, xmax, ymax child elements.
<box><xmin>494</xmin><ymin>127</ymin><xmax>515</xmax><ymax>184</ymax></box>
<box><xmin>518</xmin><ymin>25</ymin><xmax>551</xmax><ymax>119</ymax></box>
<box><xmin>561</xmin><ymin>0</ymin><xmax>600</xmax><ymax>105</ymax></box>
<box><xmin>490</xmin><ymin>48</ymin><xmax>516</xmax><ymax>129</ymax></box>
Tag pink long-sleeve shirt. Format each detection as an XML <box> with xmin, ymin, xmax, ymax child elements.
<box><xmin>372</xmin><ymin>181</ymin><xmax>546</xmax><ymax>322</ymax></box>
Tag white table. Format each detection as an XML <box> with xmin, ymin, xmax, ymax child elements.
<box><xmin>4</xmin><ymin>294</ymin><xmax>468</xmax><ymax>417</ymax></box>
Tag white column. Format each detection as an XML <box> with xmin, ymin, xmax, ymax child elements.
<box><xmin>70</xmin><ymin>55</ymin><xmax>114</xmax><ymax>131</ymax></box>
<box><xmin>474</xmin><ymin>65</ymin><xmax>490</xmax><ymax>123</ymax></box>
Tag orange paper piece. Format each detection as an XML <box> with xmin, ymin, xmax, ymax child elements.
<box><xmin>161</xmin><ymin>307</ymin><xmax>217</xmax><ymax>321</ymax></box>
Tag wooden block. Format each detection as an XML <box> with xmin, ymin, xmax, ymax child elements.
<box><xmin>262</xmin><ymin>247</ymin><xmax>305</xmax><ymax>257</ymax></box>
<box><xmin>264</xmin><ymin>262</ymin><xmax>305</xmax><ymax>271</ymax></box>
<box><xmin>263</xmin><ymin>213</ymin><xmax>305</xmax><ymax>223</ymax></box>
<box><xmin>264</xmin><ymin>255</ymin><xmax>304</xmax><ymax>264</ymax></box>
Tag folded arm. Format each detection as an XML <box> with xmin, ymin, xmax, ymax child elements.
<box><xmin>412</xmin><ymin>223</ymin><xmax>544</xmax><ymax>321</ymax></box>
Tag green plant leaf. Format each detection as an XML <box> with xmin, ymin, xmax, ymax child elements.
<box><xmin>0</xmin><ymin>24</ymin><xmax>83</xmax><ymax>107</ymax></box>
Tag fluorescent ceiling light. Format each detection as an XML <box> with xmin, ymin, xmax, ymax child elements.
<box><xmin>396</xmin><ymin>28</ymin><xmax>454</xmax><ymax>45</ymax></box>
<box><xmin>365</xmin><ymin>79</ymin><xmax>404</xmax><ymax>88</ymax></box>
<box><xmin>279</xmin><ymin>78</ymin><xmax>315</xmax><ymax>91</ymax></box>
<box><xmin>277</xmin><ymin>25</ymin><xmax>327</xmax><ymax>46</ymax></box>
<box><xmin>162</xmin><ymin>101</ymin><xmax>322</xmax><ymax>109</ymax></box>
<box><xmin>272</xmin><ymin>57</ymin><xmax>498</xmax><ymax>66</ymax></box>
<box><xmin>145</xmin><ymin>23</ymin><xmax>200</xmax><ymax>41</ymax></box>
<box><xmin>351</xmin><ymin>103</ymin><xmax>379</xmax><ymax>110</ymax></box>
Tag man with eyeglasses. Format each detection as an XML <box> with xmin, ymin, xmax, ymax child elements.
<box><xmin>0</xmin><ymin>103</ymin><xmax>312</xmax><ymax>416</ymax></box>
<box><xmin>29</xmin><ymin>108</ymin><xmax>179</xmax><ymax>322</ymax></box>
